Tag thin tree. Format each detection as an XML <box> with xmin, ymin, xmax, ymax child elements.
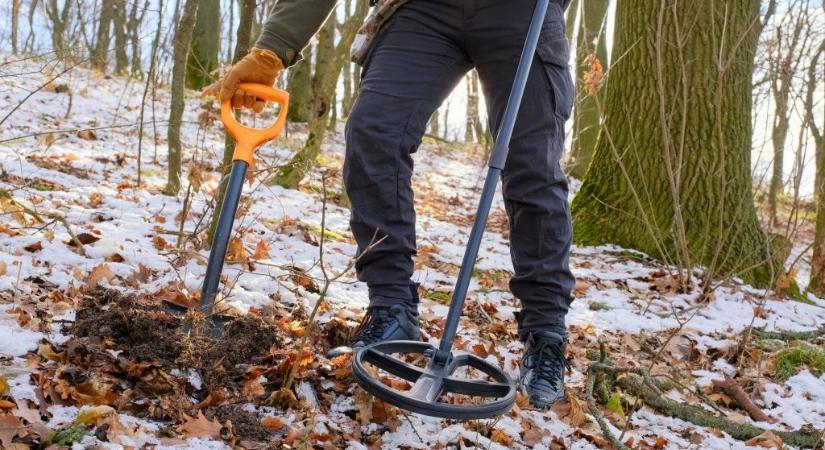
<box><xmin>45</xmin><ymin>0</ymin><xmax>72</xmax><ymax>57</ymax></box>
<box><xmin>112</xmin><ymin>0</ymin><xmax>129</xmax><ymax>74</ymax></box>
<box><xmin>163</xmin><ymin>0</ymin><xmax>199</xmax><ymax>195</ymax></box>
<box><xmin>11</xmin><ymin>0</ymin><xmax>21</xmax><ymax>54</ymax></box>
<box><xmin>765</xmin><ymin>1</ymin><xmax>812</xmax><ymax>227</ymax></box>
<box><xmin>806</xmin><ymin>37</ymin><xmax>825</xmax><ymax>295</ymax></box>
<box><xmin>272</xmin><ymin>0</ymin><xmax>369</xmax><ymax>189</ymax></box>
<box><xmin>137</xmin><ymin>0</ymin><xmax>165</xmax><ymax>188</ymax></box>
<box><xmin>207</xmin><ymin>0</ymin><xmax>257</xmax><ymax>244</ymax></box>
<box><xmin>286</xmin><ymin>48</ymin><xmax>313</xmax><ymax>122</ymax></box>
<box><xmin>566</xmin><ymin>0</ymin><xmax>608</xmax><ymax>180</ymax></box>
<box><xmin>572</xmin><ymin>0</ymin><xmax>774</xmax><ymax>287</ymax></box>
<box><xmin>92</xmin><ymin>0</ymin><xmax>114</xmax><ymax>71</ymax></box>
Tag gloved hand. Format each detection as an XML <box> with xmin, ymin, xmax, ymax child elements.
<box><xmin>202</xmin><ymin>47</ymin><xmax>285</xmax><ymax>112</ymax></box>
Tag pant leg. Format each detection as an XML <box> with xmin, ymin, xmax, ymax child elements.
<box><xmin>466</xmin><ymin>0</ymin><xmax>575</xmax><ymax>338</ymax></box>
<box><xmin>345</xmin><ymin>1</ymin><xmax>472</xmax><ymax>307</ymax></box>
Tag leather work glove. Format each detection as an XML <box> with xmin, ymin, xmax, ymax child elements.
<box><xmin>202</xmin><ymin>47</ymin><xmax>285</xmax><ymax>112</ymax></box>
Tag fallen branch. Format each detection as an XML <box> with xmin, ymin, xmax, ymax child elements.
<box><xmin>711</xmin><ymin>377</ymin><xmax>772</xmax><ymax>423</ymax></box>
<box><xmin>752</xmin><ymin>326</ymin><xmax>825</xmax><ymax>342</ymax></box>
<box><xmin>1</xmin><ymin>189</ymin><xmax>86</xmax><ymax>256</ymax></box>
<box><xmin>618</xmin><ymin>374</ymin><xmax>822</xmax><ymax>449</ymax></box>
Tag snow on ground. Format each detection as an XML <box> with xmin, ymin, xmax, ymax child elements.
<box><xmin>2</xmin><ymin>54</ymin><xmax>825</xmax><ymax>449</ymax></box>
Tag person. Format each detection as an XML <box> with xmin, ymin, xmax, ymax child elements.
<box><xmin>204</xmin><ymin>0</ymin><xmax>575</xmax><ymax>408</ymax></box>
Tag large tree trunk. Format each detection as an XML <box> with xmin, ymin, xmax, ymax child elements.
<box><xmin>273</xmin><ymin>0</ymin><xmax>369</xmax><ymax>189</ymax></box>
<box><xmin>186</xmin><ymin>0</ymin><xmax>220</xmax><ymax>90</ymax></box>
<box><xmin>571</xmin><ymin>0</ymin><xmax>773</xmax><ymax>287</ymax></box>
<box><xmin>566</xmin><ymin>0</ymin><xmax>608</xmax><ymax>180</ymax></box>
<box><xmin>207</xmin><ymin>0</ymin><xmax>257</xmax><ymax>245</ymax></box>
<box><xmin>92</xmin><ymin>0</ymin><xmax>114</xmax><ymax>71</ymax></box>
<box><xmin>163</xmin><ymin>0</ymin><xmax>199</xmax><ymax>195</ymax></box>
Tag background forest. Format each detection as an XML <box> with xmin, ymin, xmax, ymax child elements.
<box><xmin>1</xmin><ymin>0</ymin><xmax>825</xmax><ymax>449</ymax></box>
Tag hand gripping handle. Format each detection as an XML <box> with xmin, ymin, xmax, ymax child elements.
<box><xmin>220</xmin><ymin>83</ymin><xmax>289</xmax><ymax>165</ymax></box>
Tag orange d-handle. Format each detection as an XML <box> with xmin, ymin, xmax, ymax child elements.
<box><xmin>220</xmin><ymin>83</ymin><xmax>289</xmax><ymax>165</ymax></box>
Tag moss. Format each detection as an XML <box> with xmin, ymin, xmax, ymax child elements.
<box><xmin>588</xmin><ymin>301</ymin><xmax>611</xmax><ymax>311</ymax></box>
<box><xmin>421</xmin><ymin>289</ymin><xmax>452</xmax><ymax>304</ymax></box>
<box><xmin>774</xmin><ymin>344</ymin><xmax>825</xmax><ymax>381</ymax></box>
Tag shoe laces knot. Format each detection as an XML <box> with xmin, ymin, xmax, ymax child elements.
<box><xmin>523</xmin><ymin>338</ymin><xmax>569</xmax><ymax>389</ymax></box>
<box><xmin>353</xmin><ymin>308</ymin><xmax>392</xmax><ymax>344</ymax></box>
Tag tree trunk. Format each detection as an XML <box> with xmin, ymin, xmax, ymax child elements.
<box><xmin>806</xmin><ymin>40</ymin><xmax>825</xmax><ymax>295</ymax></box>
<box><xmin>207</xmin><ymin>0</ymin><xmax>257</xmax><ymax>244</ymax></box>
<box><xmin>571</xmin><ymin>0</ymin><xmax>773</xmax><ymax>287</ymax></box>
<box><xmin>92</xmin><ymin>0</ymin><xmax>114</xmax><ymax>71</ymax></box>
<box><xmin>112</xmin><ymin>0</ymin><xmax>129</xmax><ymax>75</ymax></box>
<box><xmin>565</xmin><ymin>0</ymin><xmax>578</xmax><ymax>42</ymax></box>
<box><xmin>566</xmin><ymin>0</ymin><xmax>608</xmax><ymax>180</ymax></box>
<box><xmin>273</xmin><ymin>0</ymin><xmax>369</xmax><ymax>189</ymax></box>
<box><xmin>46</xmin><ymin>0</ymin><xmax>72</xmax><ymax>58</ymax></box>
<box><xmin>465</xmin><ymin>70</ymin><xmax>480</xmax><ymax>143</ymax></box>
<box><xmin>128</xmin><ymin>0</ymin><xmax>149</xmax><ymax>77</ymax></box>
<box><xmin>286</xmin><ymin>49</ymin><xmax>313</xmax><ymax>122</ymax></box>
<box><xmin>186</xmin><ymin>0</ymin><xmax>221</xmax><ymax>90</ymax></box>
<box><xmin>11</xmin><ymin>0</ymin><xmax>21</xmax><ymax>54</ymax></box>
<box><xmin>767</xmin><ymin>15</ymin><xmax>805</xmax><ymax>227</ymax></box>
<box><xmin>163</xmin><ymin>0</ymin><xmax>199</xmax><ymax>195</ymax></box>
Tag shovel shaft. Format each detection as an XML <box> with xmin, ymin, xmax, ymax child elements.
<box><xmin>199</xmin><ymin>160</ymin><xmax>248</xmax><ymax>313</ymax></box>
<box><xmin>438</xmin><ymin>0</ymin><xmax>549</xmax><ymax>356</ymax></box>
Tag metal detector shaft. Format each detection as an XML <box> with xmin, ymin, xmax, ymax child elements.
<box><xmin>438</xmin><ymin>0</ymin><xmax>549</xmax><ymax>356</ymax></box>
<box><xmin>198</xmin><ymin>159</ymin><xmax>248</xmax><ymax>314</ymax></box>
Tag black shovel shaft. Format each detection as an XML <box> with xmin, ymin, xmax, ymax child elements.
<box><xmin>438</xmin><ymin>0</ymin><xmax>549</xmax><ymax>355</ymax></box>
<box><xmin>199</xmin><ymin>159</ymin><xmax>248</xmax><ymax>314</ymax></box>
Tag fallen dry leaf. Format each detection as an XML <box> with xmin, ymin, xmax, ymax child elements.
<box><xmin>23</xmin><ymin>241</ymin><xmax>43</xmax><ymax>253</ymax></box>
<box><xmin>0</xmin><ymin>413</ymin><xmax>26</xmax><ymax>447</ymax></box>
<box><xmin>176</xmin><ymin>411</ymin><xmax>222</xmax><ymax>439</ymax></box>
<box><xmin>0</xmin><ymin>375</ymin><xmax>8</xmax><ymax>395</ymax></box>
<box><xmin>491</xmin><ymin>428</ymin><xmax>513</xmax><ymax>446</ymax></box>
<box><xmin>261</xmin><ymin>416</ymin><xmax>285</xmax><ymax>430</ymax></box>
<box><xmin>76</xmin><ymin>129</ymin><xmax>98</xmax><ymax>140</ymax></box>
<box><xmin>252</xmin><ymin>239</ymin><xmax>271</xmax><ymax>260</ymax></box>
<box><xmin>744</xmin><ymin>430</ymin><xmax>784</xmax><ymax>449</ymax></box>
<box><xmin>87</xmin><ymin>263</ymin><xmax>116</xmax><ymax>288</ymax></box>
<box><xmin>0</xmin><ymin>261</ymin><xmax>7</xmax><ymax>277</ymax></box>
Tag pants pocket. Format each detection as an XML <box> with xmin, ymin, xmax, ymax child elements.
<box><xmin>535</xmin><ymin>10</ymin><xmax>574</xmax><ymax>120</ymax></box>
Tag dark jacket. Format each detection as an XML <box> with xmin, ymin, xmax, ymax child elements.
<box><xmin>255</xmin><ymin>0</ymin><xmax>338</xmax><ymax>66</ymax></box>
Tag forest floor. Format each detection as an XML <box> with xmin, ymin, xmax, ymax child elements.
<box><xmin>1</xmin><ymin>55</ymin><xmax>825</xmax><ymax>450</ymax></box>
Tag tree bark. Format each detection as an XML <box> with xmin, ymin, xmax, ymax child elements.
<box><xmin>92</xmin><ymin>0</ymin><xmax>114</xmax><ymax>71</ymax></box>
<box><xmin>112</xmin><ymin>0</ymin><xmax>129</xmax><ymax>75</ymax></box>
<box><xmin>128</xmin><ymin>0</ymin><xmax>150</xmax><ymax>76</ymax></box>
<box><xmin>46</xmin><ymin>0</ymin><xmax>72</xmax><ymax>58</ymax></box>
<box><xmin>186</xmin><ymin>0</ymin><xmax>221</xmax><ymax>90</ymax></box>
<box><xmin>163</xmin><ymin>0</ymin><xmax>199</xmax><ymax>195</ymax></box>
<box><xmin>286</xmin><ymin>49</ymin><xmax>313</xmax><ymax>122</ymax></box>
<box><xmin>273</xmin><ymin>0</ymin><xmax>369</xmax><ymax>188</ymax></box>
<box><xmin>571</xmin><ymin>0</ymin><xmax>773</xmax><ymax>287</ymax></box>
<box><xmin>465</xmin><ymin>70</ymin><xmax>481</xmax><ymax>143</ymax></box>
<box><xmin>11</xmin><ymin>0</ymin><xmax>21</xmax><ymax>54</ymax></box>
<box><xmin>566</xmin><ymin>0</ymin><xmax>608</xmax><ymax>180</ymax></box>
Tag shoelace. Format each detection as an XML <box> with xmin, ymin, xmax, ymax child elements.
<box><xmin>523</xmin><ymin>339</ymin><xmax>569</xmax><ymax>389</ymax></box>
<box><xmin>352</xmin><ymin>308</ymin><xmax>393</xmax><ymax>344</ymax></box>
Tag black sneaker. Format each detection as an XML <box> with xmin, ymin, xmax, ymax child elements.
<box><xmin>519</xmin><ymin>330</ymin><xmax>568</xmax><ymax>408</ymax></box>
<box><xmin>351</xmin><ymin>305</ymin><xmax>420</xmax><ymax>350</ymax></box>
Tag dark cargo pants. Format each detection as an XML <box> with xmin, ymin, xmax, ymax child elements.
<box><xmin>343</xmin><ymin>0</ymin><xmax>575</xmax><ymax>338</ymax></box>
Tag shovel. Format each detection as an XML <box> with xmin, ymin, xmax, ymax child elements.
<box><xmin>351</xmin><ymin>0</ymin><xmax>550</xmax><ymax>419</ymax></box>
<box><xmin>165</xmin><ymin>83</ymin><xmax>289</xmax><ymax>338</ymax></box>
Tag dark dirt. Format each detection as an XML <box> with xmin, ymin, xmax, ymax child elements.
<box><xmin>70</xmin><ymin>288</ymin><xmax>281</xmax><ymax>374</ymax></box>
